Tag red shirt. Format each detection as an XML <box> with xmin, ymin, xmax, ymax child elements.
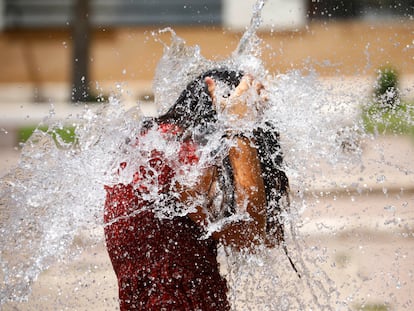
<box><xmin>104</xmin><ymin>124</ymin><xmax>230</xmax><ymax>310</ymax></box>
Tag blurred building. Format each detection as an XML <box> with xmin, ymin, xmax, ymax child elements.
<box><xmin>308</xmin><ymin>0</ymin><xmax>413</xmax><ymax>20</ymax></box>
<box><xmin>0</xmin><ymin>0</ymin><xmax>222</xmax><ymax>29</ymax></box>
<box><xmin>0</xmin><ymin>0</ymin><xmax>411</xmax><ymax>29</ymax></box>
<box><xmin>0</xmin><ymin>0</ymin><xmax>412</xmax><ymax>88</ymax></box>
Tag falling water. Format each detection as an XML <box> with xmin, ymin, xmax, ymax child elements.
<box><xmin>1</xmin><ymin>1</ymin><xmax>412</xmax><ymax>310</ymax></box>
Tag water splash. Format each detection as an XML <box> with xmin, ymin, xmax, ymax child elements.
<box><xmin>0</xmin><ymin>99</ymin><xmax>142</xmax><ymax>304</ymax></box>
<box><xmin>234</xmin><ymin>0</ymin><xmax>267</xmax><ymax>56</ymax></box>
<box><xmin>0</xmin><ymin>1</ymin><xmax>371</xmax><ymax>309</ymax></box>
<box><xmin>152</xmin><ymin>27</ymin><xmax>212</xmax><ymax>114</ymax></box>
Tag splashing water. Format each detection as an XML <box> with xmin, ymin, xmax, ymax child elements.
<box><xmin>0</xmin><ymin>99</ymin><xmax>137</xmax><ymax>303</ymax></box>
<box><xmin>0</xmin><ymin>1</ymin><xmax>385</xmax><ymax>310</ymax></box>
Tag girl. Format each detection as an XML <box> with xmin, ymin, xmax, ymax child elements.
<box><xmin>104</xmin><ymin>69</ymin><xmax>290</xmax><ymax>310</ymax></box>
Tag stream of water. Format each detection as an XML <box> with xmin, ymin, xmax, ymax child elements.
<box><xmin>0</xmin><ymin>1</ymin><xmax>385</xmax><ymax>310</ymax></box>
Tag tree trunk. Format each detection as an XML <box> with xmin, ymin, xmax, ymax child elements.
<box><xmin>71</xmin><ymin>0</ymin><xmax>91</xmax><ymax>103</ymax></box>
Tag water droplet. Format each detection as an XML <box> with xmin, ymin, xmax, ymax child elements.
<box><xmin>384</xmin><ymin>205</ymin><xmax>395</xmax><ymax>212</ymax></box>
<box><xmin>377</xmin><ymin>175</ymin><xmax>386</xmax><ymax>184</ymax></box>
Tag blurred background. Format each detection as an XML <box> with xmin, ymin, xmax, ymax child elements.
<box><xmin>1</xmin><ymin>0</ymin><xmax>412</xmax><ymax>163</ymax></box>
<box><xmin>0</xmin><ymin>0</ymin><xmax>412</xmax><ymax>141</ymax></box>
<box><xmin>0</xmin><ymin>0</ymin><xmax>412</xmax><ymax>151</ymax></box>
<box><xmin>0</xmin><ymin>0</ymin><xmax>412</xmax><ymax>103</ymax></box>
<box><xmin>0</xmin><ymin>1</ymin><xmax>413</xmax><ymax>310</ymax></box>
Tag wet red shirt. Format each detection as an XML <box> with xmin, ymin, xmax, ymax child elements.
<box><xmin>104</xmin><ymin>124</ymin><xmax>230</xmax><ymax>310</ymax></box>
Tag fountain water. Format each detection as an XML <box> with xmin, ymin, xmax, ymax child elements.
<box><xmin>1</xmin><ymin>1</ymin><xmax>412</xmax><ymax>310</ymax></box>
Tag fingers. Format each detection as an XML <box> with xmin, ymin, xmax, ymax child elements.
<box><xmin>204</xmin><ymin>77</ymin><xmax>216</xmax><ymax>107</ymax></box>
<box><xmin>250</xmin><ymin>78</ymin><xmax>269</xmax><ymax>104</ymax></box>
<box><xmin>231</xmin><ymin>74</ymin><xmax>253</xmax><ymax>98</ymax></box>
<box><xmin>205</xmin><ymin>74</ymin><xmax>268</xmax><ymax>119</ymax></box>
<box><xmin>231</xmin><ymin>74</ymin><xmax>266</xmax><ymax>100</ymax></box>
<box><xmin>205</xmin><ymin>74</ymin><xmax>264</xmax><ymax>100</ymax></box>
<box><xmin>256</xmin><ymin>81</ymin><xmax>269</xmax><ymax>102</ymax></box>
<box><xmin>255</xmin><ymin>80</ymin><xmax>265</xmax><ymax>94</ymax></box>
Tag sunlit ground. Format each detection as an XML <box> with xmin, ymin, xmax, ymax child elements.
<box><xmin>1</xmin><ymin>100</ymin><xmax>413</xmax><ymax>310</ymax></box>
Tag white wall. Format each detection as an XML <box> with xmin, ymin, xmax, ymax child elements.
<box><xmin>223</xmin><ymin>0</ymin><xmax>307</xmax><ymax>31</ymax></box>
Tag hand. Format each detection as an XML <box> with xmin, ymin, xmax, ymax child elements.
<box><xmin>205</xmin><ymin>74</ymin><xmax>267</xmax><ymax>125</ymax></box>
<box><xmin>204</xmin><ymin>74</ymin><xmax>268</xmax><ymax>251</ymax></box>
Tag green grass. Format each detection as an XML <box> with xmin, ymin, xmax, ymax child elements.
<box><xmin>18</xmin><ymin>125</ymin><xmax>77</xmax><ymax>145</ymax></box>
<box><xmin>354</xmin><ymin>303</ymin><xmax>389</xmax><ymax>311</ymax></box>
<box><xmin>362</xmin><ymin>100</ymin><xmax>414</xmax><ymax>137</ymax></box>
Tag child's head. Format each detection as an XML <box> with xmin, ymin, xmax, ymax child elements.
<box><xmin>157</xmin><ymin>68</ymin><xmax>244</xmax><ymax>130</ymax></box>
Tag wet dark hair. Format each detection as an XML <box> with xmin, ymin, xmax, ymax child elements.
<box><xmin>148</xmin><ymin>68</ymin><xmax>244</xmax><ymax>130</ymax></box>
<box><xmin>143</xmin><ymin>67</ymin><xmax>298</xmax><ymax>275</ymax></box>
<box><xmin>149</xmin><ymin>68</ymin><xmax>289</xmax><ymax>239</ymax></box>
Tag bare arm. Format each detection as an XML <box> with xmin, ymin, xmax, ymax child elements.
<box><xmin>213</xmin><ymin>135</ymin><xmax>267</xmax><ymax>249</ymax></box>
<box><xmin>203</xmin><ymin>75</ymin><xmax>268</xmax><ymax>250</ymax></box>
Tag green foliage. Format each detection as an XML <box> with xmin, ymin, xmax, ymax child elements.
<box><xmin>362</xmin><ymin>100</ymin><xmax>414</xmax><ymax>136</ymax></box>
<box><xmin>19</xmin><ymin>125</ymin><xmax>77</xmax><ymax>145</ymax></box>
<box><xmin>362</xmin><ymin>65</ymin><xmax>413</xmax><ymax>137</ymax></box>
<box><xmin>373</xmin><ymin>66</ymin><xmax>400</xmax><ymax>109</ymax></box>
<box><xmin>354</xmin><ymin>303</ymin><xmax>389</xmax><ymax>311</ymax></box>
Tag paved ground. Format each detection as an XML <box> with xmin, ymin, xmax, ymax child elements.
<box><xmin>1</xmin><ymin>193</ymin><xmax>413</xmax><ymax>311</ymax></box>
<box><xmin>1</xmin><ymin>132</ymin><xmax>413</xmax><ymax>310</ymax></box>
